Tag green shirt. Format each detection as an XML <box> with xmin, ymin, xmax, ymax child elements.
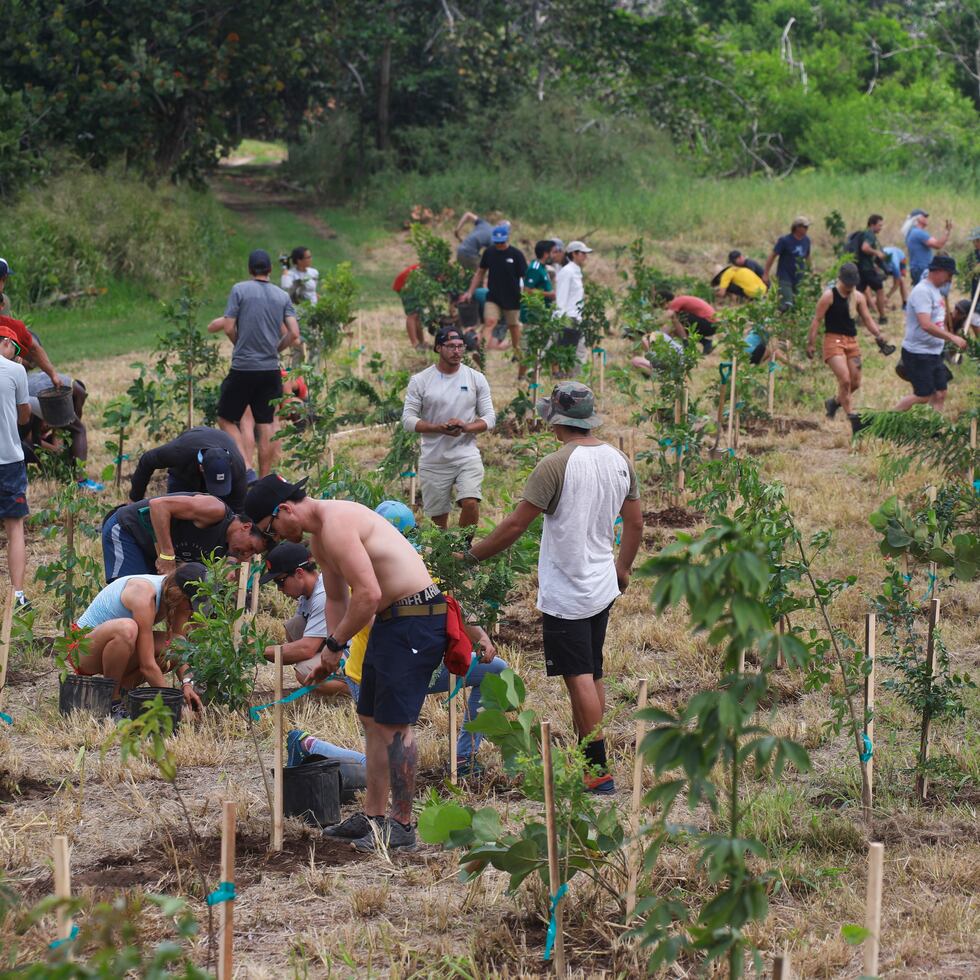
<box><xmin>858</xmin><ymin>230</ymin><xmax>880</xmax><ymax>272</ymax></box>
<box><xmin>520</xmin><ymin>260</ymin><xmax>553</xmax><ymax>323</ymax></box>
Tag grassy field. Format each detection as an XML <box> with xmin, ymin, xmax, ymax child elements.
<box><xmin>0</xmin><ymin>173</ymin><xmax>978</xmax><ymax>977</ymax></box>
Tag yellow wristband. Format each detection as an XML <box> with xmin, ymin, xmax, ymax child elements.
<box><xmin>158</xmin><ymin>553</ymin><xmax>175</xmax><ymax>561</ymax></box>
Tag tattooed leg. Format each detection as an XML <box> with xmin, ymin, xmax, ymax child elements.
<box><xmin>383</xmin><ymin>725</ymin><xmax>418</xmax><ymax>825</ymax></box>
<box><xmin>359</xmin><ymin>714</ymin><xmax>389</xmax><ymax>817</ymax></box>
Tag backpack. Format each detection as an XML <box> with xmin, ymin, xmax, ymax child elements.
<box><xmin>443</xmin><ymin>594</ymin><xmax>475</xmax><ymax>675</ymax></box>
<box><xmin>845</xmin><ymin>230</ymin><xmax>865</xmax><ymax>258</ymax></box>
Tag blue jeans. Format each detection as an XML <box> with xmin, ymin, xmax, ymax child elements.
<box><xmin>427</xmin><ymin>656</ymin><xmax>508</xmax><ymax>760</ymax></box>
<box><xmin>286</xmin><ymin>729</ymin><xmax>366</xmax><ymax>768</ymax></box>
<box><xmin>101</xmin><ymin>512</ymin><xmax>153</xmax><ymax>582</ymax></box>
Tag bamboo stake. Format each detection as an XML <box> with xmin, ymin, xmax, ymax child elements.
<box><xmin>969</xmin><ymin>416</ymin><xmax>977</xmax><ymax>487</ymax></box>
<box><xmin>272</xmin><ymin>645</ymin><xmax>284</xmax><ymax>852</ymax></box>
<box><xmin>448</xmin><ymin>688</ymin><xmax>458</xmax><ymax>786</ymax></box>
<box><xmin>625</xmin><ymin>678</ymin><xmax>649</xmax><ymax>920</ymax></box>
<box><xmin>915</xmin><ymin>599</ymin><xmax>940</xmax><ymax>803</ymax></box>
<box><xmin>767</xmin><ymin>348</ymin><xmax>776</xmax><ymax>416</ymax></box>
<box><xmin>772</xmin><ymin>949</ymin><xmax>791</xmax><ymax>980</ymax></box>
<box><xmin>864</xmin><ymin>613</ymin><xmax>876</xmax><ymax>823</ymax></box>
<box><xmin>863</xmin><ymin>842</ymin><xmax>884</xmax><ymax>978</ymax></box>
<box><xmin>726</xmin><ymin>355</ymin><xmax>738</xmax><ymax>450</ymax></box>
<box><xmin>53</xmin><ymin>834</ymin><xmax>72</xmax><ymax>952</ymax></box>
<box><xmin>217</xmin><ymin>801</ymin><xmax>236</xmax><ymax>980</ymax></box>
<box><xmin>540</xmin><ymin>720</ymin><xmax>565</xmax><ymax>976</ymax></box>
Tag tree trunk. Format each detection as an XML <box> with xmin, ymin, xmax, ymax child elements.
<box><xmin>377</xmin><ymin>40</ymin><xmax>392</xmax><ymax>151</ymax></box>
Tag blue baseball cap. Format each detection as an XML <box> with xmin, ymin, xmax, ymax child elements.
<box><xmin>375</xmin><ymin>500</ymin><xmax>416</xmax><ymax>534</ymax></box>
<box><xmin>0</xmin><ymin>258</ymin><xmax>11</xmax><ymax>277</ymax></box>
<box><xmin>491</xmin><ymin>224</ymin><xmax>510</xmax><ymax>243</ymax></box>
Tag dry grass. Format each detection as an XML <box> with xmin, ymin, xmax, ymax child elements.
<box><xmin>0</xmin><ymin>230</ymin><xmax>978</xmax><ymax>977</ymax></box>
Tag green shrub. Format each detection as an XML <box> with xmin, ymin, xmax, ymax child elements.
<box><xmin>0</xmin><ymin>164</ymin><xmax>228</xmax><ymax>308</ymax></box>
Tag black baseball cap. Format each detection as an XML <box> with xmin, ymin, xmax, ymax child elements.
<box><xmin>244</xmin><ymin>473</ymin><xmax>308</xmax><ymax>523</ymax></box>
<box><xmin>248</xmin><ymin>249</ymin><xmax>272</xmax><ymax>274</ymax></box>
<box><xmin>174</xmin><ymin>561</ymin><xmax>208</xmax><ymax>609</ymax></box>
<box><xmin>928</xmin><ymin>255</ymin><xmax>957</xmax><ymax>275</ymax></box>
<box><xmin>434</xmin><ymin>326</ymin><xmax>464</xmax><ymax>349</ymax></box>
<box><xmin>200</xmin><ymin>448</ymin><xmax>233</xmax><ymax>497</ymax></box>
<box><xmin>260</xmin><ymin>542</ymin><xmax>314</xmax><ymax>584</ymax></box>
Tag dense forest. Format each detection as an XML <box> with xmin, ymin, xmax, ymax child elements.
<box><xmin>3</xmin><ymin>0</ymin><xmax>980</xmax><ymax>195</ymax></box>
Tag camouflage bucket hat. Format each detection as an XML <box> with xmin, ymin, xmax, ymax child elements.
<box><xmin>536</xmin><ymin>382</ymin><xmax>602</xmax><ymax>429</ymax></box>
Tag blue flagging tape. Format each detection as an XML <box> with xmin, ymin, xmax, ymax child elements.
<box><xmin>543</xmin><ymin>883</ymin><xmax>569</xmax><ymax>961</ymax></box>
<box><xmin>446</xmin><ymin>653</ymin><xmax>478</xmax><ymax>703</ymax></box>
<box><xmin>49</xmin><ymin>924</ymin><xmax>79</xmax><ymax>950</ymax></box>
<box><xmin>206</xmin><ymin>881</ymin><xmax>237</xmax><ymax>906</ymax></box>
<box><xmin>249</xmin><ymin>658</ymin><xmax>346</xmax><ymax>720</ymax></box>
<box><xmin>859</xmin><ymin>733</ymin><xmax>873</xmax><ymax>763</ymax></box>
<box><xmin>0</xmin><ymin>711</ymin><xmax>12</xmax><ymax>725</ymax></box>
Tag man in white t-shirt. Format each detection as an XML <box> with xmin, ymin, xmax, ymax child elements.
<box><xmin>402</xmin><ymin>326</ymin><xmax>495</xmax><ymax>528</ymax></box>
<box><xmin>0</xmin><ymin>326</ymin><xmax>33</xmax><ymax>609</ymax></box>
<box><xmin>461</xmin><ymin>382</ymin><xmax>643</xmax><ymax>794</ymax></box>
<box><xmin>260</xmin><ymin>541</ymin><xmax>358</xmax><ymax>700</ymax></box>
<box><xmin>894</xmin><ymin>255</ymin><xmax>966</xmax><ymax>413</ymax></box>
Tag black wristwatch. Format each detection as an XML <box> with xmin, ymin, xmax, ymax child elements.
<box><xmin>325</xmin><ymin>634</ymin><xmax>348</xmax><ymax>653</ymax></box>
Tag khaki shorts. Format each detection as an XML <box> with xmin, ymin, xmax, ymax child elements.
<box><xmin>419</xmin><ymin>457</ymin><xmax>484</xmax><ymax>516</ymax></box>
<box><xmin>823</xmin><ymin>333</ymin><xmax>861</xmax><ymax>363</ymax></box>
<box><xmin>484</xmin><ymin>302</ymin><xmax>520</xmax><ymax>328</ymax></box>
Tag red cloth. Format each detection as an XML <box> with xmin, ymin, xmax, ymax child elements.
<box><xmin>0</xmin><ymin>315</ymin><xmax>35</xmax><ymax>352</ymax></box>
<box><xmin>392</xmin><ymin>264</ymin><xmax>419</xmax><ymax>293</ymax></box>
<box><xmin>667</xmin><ymin>295</ymin><xmax>716</xmax><ymax>322</ymax></box>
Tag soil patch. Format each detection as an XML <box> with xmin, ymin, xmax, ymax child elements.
<box><xmin>742</xmin><ymin>416</ymin><xmax>820</xmax><ymax>436</ymax></box>
<box><xmin>495</xmin><ymin>418</ymin><xmax>546</xmax><ymax>439</ymax></box>
<box><xmin>0</xmin><ymin>771</ymin><xmax>61</xmax><ymax>804</ymax></box>
<box><xmin>643</xmin><ymin>506</ymin><xmax>704</xmax><ymax>528</ymax></box>
<box><xmin>494</xmin><ymin>617</ymin><xmax>540</xmax><ymax>651</ymax></box>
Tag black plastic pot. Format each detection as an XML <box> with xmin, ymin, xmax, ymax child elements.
<box><xmin>283</xmin><ymin>758</ymin><xmax>341</xmax><ymax>828</ymax></box>
<box><xmin>58</xmin><ymin>675</ymin><xmax>116</xmax><ymax>717</ymax></box>
<box><xmin>37</xmin><ymin>386</ymin><xmax>77</xmax><ymax>428</ymax></box>
<box><xmin>456</xmin><ymin>299</ymin><xmax>480</xmax><ymax>329</ymax></box>
<box><xmin>338</xmin><ymin>761</ymin><xmax>367</xmax><ymax>804</ymax></box>
<box><xmin>127</xmin><ymin>686</ymin><xmax>183</xmax><ymax>731</ymax></box>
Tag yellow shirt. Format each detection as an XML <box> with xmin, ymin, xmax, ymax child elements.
<box><xmin>345</xmin><ymin>625</ymin><xmax>368</xmax><ymax>684</ymax></box>
<box><xmin>719</xmin><ymin>265</ymin><xmax>767</xmax><ymax>298</ymax></box>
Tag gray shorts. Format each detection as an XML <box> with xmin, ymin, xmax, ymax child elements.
<box><xmin>419</xmin><ymin>456</ymin><xmax>484</xmax><ymax>516</ymax></box>
<box><xmin>456</xmin><ymin>249</ymin><xmax>480</xmax><ymax>271</ymax></box>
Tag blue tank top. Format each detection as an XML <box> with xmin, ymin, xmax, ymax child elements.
<box><xmin>77</xmin><ymin>574</ymin><xmax>165</xmax><ymax>628</ymax></box>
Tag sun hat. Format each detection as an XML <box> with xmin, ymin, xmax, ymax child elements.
<box><xmin>248</xmin><ymin>248</ymin><xmax>272</xmax><ymax>273</ymax></box>
<box><xmin>838</xmin><ymin>262</ymin><xmax>860</xmax><ymax>287</ymax></box>
<box><xmin>927</xmin><ymin>255</ymin><xmax>957</xmax><ymax>275</ymax></box>
<box><xmin>375</xmin><ymin>500</ymin><xmax>416</xmax><ymax>535</ymax></box>
<box><xmin>174</xmin><ymin>561</ymin><xmax>208</xmax><ymax>609</ymax></box>
<box><xmin>260</xmin><ymin>541</ymin><xmax>314</xmax><ymax>584</ymax></box>
<box><xmin>791</xmin><ymin>216</ymin><xmax>811</xmax><ymax>229</ymax></box>
<box><xmin>566</xmin><ymin>240</ymin><xmax>593</xmax><ymax>254</ymax></box>
<box><xmin>536</xmin><ymin>382</ymin><xmax>602</xmax><ymax>429</ymax></box>
<box><xmin>198</xmin><ymin>448</ymin><xmax>233</xmax><ymax>497</ymax></box>
<box><xmin>491</xmin><ymin>224</ymin><xmax>510</xmax><ymax>244</ymax></box>
<box><xmin>244</xmin><ymin>473</ymin><xmax>309</xmax><ymax>523</ymax></box>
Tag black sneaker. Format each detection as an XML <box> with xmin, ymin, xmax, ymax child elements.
<box><xmin>351</xmin><ymin>817</ymin><xmax>417</xmax><ymax>853</ymax></box>
<box><xmin>13</xmin><ymin>594</ymin><xmax>32</xmax><ymax>614</ymax></box>
<box><xmin>110</xmin><ymin>700</ymin><xmax>127</xmax><ymax>721</ymax></box>
<box><xmin>848</xmin><ymin>413</ymin><xmax>869</xmax><ymax>435</ymax></box>
<box><xmin>825</xmin><ymin>397</ymin><xmax>841</xmax><ymax>420</ymax></box>
<box><xmin>700</xmin><ymin>338</ymin><xmax>713</xmax><ymax>355</ymax></box>
<box><xmin>323</xmin><ymin>812</ymin><xmax>377</xmax><ymax>839</ymax></box>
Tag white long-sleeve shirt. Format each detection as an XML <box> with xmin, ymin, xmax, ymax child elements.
<box><xmin>401</xmin><ymin>364</ymin><xmax>495</xmax><ymax>466</ymax></box>
<box><xmin>554</xmin><ymin>262</ymin><xmax>584</xmax><ymax>323</ymax></box>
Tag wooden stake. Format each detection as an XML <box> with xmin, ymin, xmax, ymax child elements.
<box><xmin>618</xmin><ymin>435</ymin><xmax>624</xmax><ymax>454</ymax></box>
<box><xmin>187</xmin><ymin>379</ymin><xmax>194</xmax><ymax>431</ymax></box>
<box><xmin>599</xmin><ymin>350</ymin><xmax>605</xmax><ymax>395</ymax></box>
<box><xmin>328</xmin><ymin>444</ymin><xmax>335</xmax><ymax>472</ymax></box>
<box><xmin>726</xmin><ymin>355</ymin><xmax>738</xmax><ymax>450</ymax></box>
<box><xmin>448</xmin><ymin>689</ymin><xmax>458</xmax><ymax>786</ymax></box>
<box><xmin>249</xmin><ymin>569</ymin><xmax>260</xmax><ymax>618</ymax></box>
<box><xmin>969</xmin><ymin>416</ymin><xmax>977</xmax><ymax>487</ymax></box>
<box><xmin>625</xmin><ymin>678</ymin><xmax>649</xmax><ymax>920</ymax></box>
<box><xmin>926</xmin><ymin>486</ymin><xmax>938</xmax><ymax>590</ymax></box>
<box><xmin>272</xmin><ymin>645</ymin><xmax>284</xmax><ymax>852</ymax></box>
<box><xmin>540</xmin><ymin>720</ymin><xmax>566</xmax><ymax>977</ymax></box>
<box><xmin>409</xmin><ymin>469</ymin><xmax>417</xmax><ymax>506</ymax></box>
<box><xmin>733</xmin><ymin>409</ymin><xmax>740</xmax><ymax>451</ymax></box>
<box><xmin>356</xmin><ymin>319</ymin><xmax>363</xmax><ymax>378</ymax></box>
<box><xmin>776</xmin><ymin>615</ymin><xmax>786</xmax><ymax>669</ymax></box>
<box><xmin>628</xmin><ymin>430</ymin><xmax>635</xmax><ymax>463</ymax></box>
<box><xmin>217</xmin><ymin>801</ymin><xmax>236</xmax><ymax>980</ymax></box>
<box><xmin>864</xmin><ymin>613</ymin><xmax>876</xmax><ymax>823</ymax></box>
<box><xmin>232</xmin><ymin>563</ymin><xmax>249</xmax><ymax>651</ymax></box>
<box><xmin>53</xmin><ymin>834</ymin><xmax>73</xmax><ymax>953</ymax></box>
<box><xmin>915</xmin><ymin>599</ymin><xmax>940</xmax><ymax>803</ymax></box>
<box><xmin>767</xmin><ymin>349</ymin><xmax>776</xmax><ymax>416</ymax></box>
<box><xmin>772</xmin><ymin>948</ymin><xmax>791</xmax><ymax>980</ymax></box>
<box><xmin>863</xmin><ymin>842</ymin><xmax>884</xmax><ymax>978</ymax></box>
<box><xmin>0</xmin><ymin>588</ymin><xmax>14</xmax><ymax>703</ymax></box>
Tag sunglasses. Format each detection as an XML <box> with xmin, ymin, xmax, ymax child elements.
<box><xmin>0</xmin><ymin>338</ymin><xmax>21</xmax><ymax>357</ymax></box>
<box><xmin>258</xmin><ymin>505</ymin><xmax>282</xmax><ymax>541</ymax></box>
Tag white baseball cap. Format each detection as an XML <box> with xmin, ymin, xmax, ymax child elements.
<box><xmin>566</xmin><ymin>240</ymin><xmax>593</xmax><ymax>254</ymax></box>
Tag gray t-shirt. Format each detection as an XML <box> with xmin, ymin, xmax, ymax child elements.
<box><xmin>294</xmin><ymin>575</ymin><xmax>329</xmax><ymax>680</ymax></box>
<box><xmin>0</xmin><ymin>357</ymin><xmax>28</xmax><ymax>465</ymax></box>
<box><xmin>224</xmin><ymin>279</ymin><xmax>296</xmax><ymax>371</ymax></box>
<box><xmin>903</xmin><ymin>279</ymin><xmax>946</xmax><ymax>355</ymax></box>
<box><xmin>458</xmin><ymin>218</ymin><xmax>493</xmax><ymax>259</ymax></box>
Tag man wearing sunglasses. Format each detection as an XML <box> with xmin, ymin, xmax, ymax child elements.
<box><xmin>401</xmin><ymin>326</ymin><xmax>495</xmax><ymax>529</ymax></box>
<box><xmin>244</xmin><ymin>473</ymin><xmax>444</xmax><ymax>853</ymax></box>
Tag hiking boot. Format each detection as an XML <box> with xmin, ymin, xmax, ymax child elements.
<box><xmin>824</xmin><ymin>396</ymin><xmax>841</xmax><ymax>420</ymax></box>
<box><xmin>323</xmin><ymin>812</ymin><xmax>377</xmax><ymax>840</ymax></box>
<box><xmin>584</xmin><ymin>773</ymin><xmax>617</xmax><ymax>795</ymax></box>
<box><xmin>848</xmin><ymin>413</ymin><xmax>869</xmax><ymax>436</ymax></box>
<box><xmin>877</xmin><ymin>316</ymin><xmax>888</xmax><ymax>326</ymax></box>
<box><xmin>351</xmin><ymin>817</ymin><xmax>417</xmax><ymax>853</ymax></box>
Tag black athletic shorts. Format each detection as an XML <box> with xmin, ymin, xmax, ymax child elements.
<box><xmin>356</xmin><ymin>594</ymin><xmax>447</xmax><ymax>725</ymax></box>
<box><xmin>678</xmin><ymin>312</ymin><xmax>717</xmax><ymax>338</ymax></box>
<box><xmin>217</xmin><ymin>369</ymin><xmax>284</xmax><ymax>425</ymax></box>
<box><xmin>542</xmin><ymin>602</ymin><xmax>613</xmax><ymax>679</ymax></box>
<box><xmin>858</xmin><ymin>268</ymin><xmax>885</xmax><ymax>292</ymax></box>
<box><xmin>900</xmin><ymin>348</ymin><xmax>951</xmax><ymax>398</ymax></box>
<box><xmin>749</xmin><ymin>341</ymin><xmax>767</xmax><ymax>365</ymax></box>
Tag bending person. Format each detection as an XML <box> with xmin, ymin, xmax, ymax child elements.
<box><xmin>806</xmin><ymin>262</ymin><xmax>895</xmax><ymax>433</ymax></box>
<box><xmin>71</xmin><ymin>563</ymin><xmax>207</xmax><ymax>714</ymax></box>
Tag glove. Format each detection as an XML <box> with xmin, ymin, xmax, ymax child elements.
<box><xmin>876</xmin><ymin>336</ymin><xmax>896</xmax><ymax>356</ymax></box>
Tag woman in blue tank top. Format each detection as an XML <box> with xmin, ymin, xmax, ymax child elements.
<box><xmin>72</xmin><ymin>563</ymin><xmax>208</xmax><ymax>713</ymax></box>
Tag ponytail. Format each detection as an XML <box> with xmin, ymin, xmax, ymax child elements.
<box><xmin>160</xmin><ymin>572</ymin><xmax>189</xmax><ymax>636</ymax></box>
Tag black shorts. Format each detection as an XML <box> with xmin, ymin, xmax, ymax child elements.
<box><xmin>858</xmin><ymin>268</ymin><xmax>885</xmax><ymax>292</ymax></box>
<box><xmin>356</xmin><ymin>596</ymin><xmax>447</xmax><ymax>725</ymax></box>
<box><xmin>542</xmin><ymin>602</ymin><xmax>613</xmax><ymax>679</ymax></box>
<box><xmin>217</xmin><ymin>369</ymin><xmax>284</xmax><ymax>425</ymax></box>
<box><xmin>678</xmin><ymin>312</ymin><xmax>717</xmax><ymax>338</ymax></box>
<box><xmin>901</xmin><ymin>348</ymin><xmax>951</xmax><ymax>398</ymax></box>
<box><xmin>0</xmin><ymin>461</ymin><xmax>29</xmax><ymax>519</ymax></box>
<box><xmin>749</xmin><ymin>341</ymin><xmax>767</xmax><ymax>365</ymax></box>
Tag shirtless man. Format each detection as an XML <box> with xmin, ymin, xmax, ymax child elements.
<box><xmin>243</xmin><ymin>474</ymin><xmax>443</xmax><ymax>852</ymax></box>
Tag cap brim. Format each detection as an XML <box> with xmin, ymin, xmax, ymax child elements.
<box><xmin>204</xmin><ymin>477</ymin><xmax>231</xmax><ymax>496</ymax></box>
<box><xmin>259</xmin><ymin>569</ymin><xmax>280</xmax><ymax>585</ymax></box>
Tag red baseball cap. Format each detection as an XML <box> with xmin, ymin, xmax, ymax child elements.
<box><xmin>0</xmin><ymin>326</ymin><xmax>22</xmax><ymax>354</ymax></box>
<box><xmin>0</xmin><ymin>316</ymin><xmax>31</xmax><ymax>351</ymax></box>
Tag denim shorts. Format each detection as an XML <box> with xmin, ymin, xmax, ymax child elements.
<box><xmin>0</xmin><ymin>461</ymin><xmax>29</xmax><ymax>518</ymax></box>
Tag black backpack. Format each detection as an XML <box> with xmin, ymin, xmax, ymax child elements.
<box><xmin>845</xmin><ymin>229</ymin><xmax>864</xmax><ymax>258</ymax></box>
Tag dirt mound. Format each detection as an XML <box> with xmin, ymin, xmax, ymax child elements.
<box><xmin>742</xmin><ymin>416</ymin><xmax>820</xmax><ymax>436</ymax></box>
<box><xmin>0</xmin><ymin>771</ymin><xmax>61</xmax><ymax>804</ymax></box>
<box><xmin>643</xmin><ymin>506</ymin><xmax>704</xmax><ymax>528</ymax></box>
